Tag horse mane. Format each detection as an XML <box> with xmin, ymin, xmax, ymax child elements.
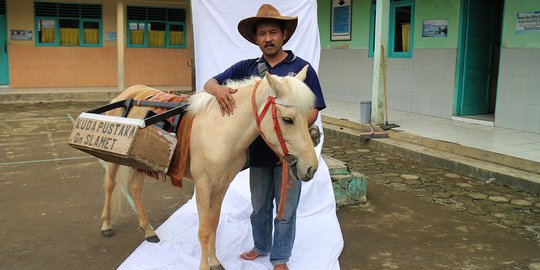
<box><xmin>187</xmin><ymin>75</ymin><xmax>315</xmax><ymax>116</ymax></box>
<box><xmin>187</xmin><ymin>77</ymin><xmax>259</xmax><ymax>115</ymax></box>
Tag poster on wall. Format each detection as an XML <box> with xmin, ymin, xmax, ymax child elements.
<box><xmin>106</xmin><ymin>32</ymin><xmax>117</xmax><ymax>41</ymax></box>
<box><xmin>516</xmin><ymin>11</ymin><xmax>540</xmax><ymax>34</ymax></box>
<box><xmin>10</xmin><ymin>30</ymin><xmax>33</xmax><ymax>41</ymax></box>
<box><xmin>331</xmin><ymin>0</ymin><xmax>352</xmax><ymax>41</ymax></box>
<box><xmin>422</xmin><ymin>19</ymin><xmax>448</xmax><ymax>37</ymax></box>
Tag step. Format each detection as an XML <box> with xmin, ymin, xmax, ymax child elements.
<box><xmin>321</xmin><ymin>116</ymin><xmax>540</xmax><ymax>174</ymax></box>
<box><xmin>323</xmin><ymin>155</ymin><xmax>367</xmax><ymax>206</ymax></box>
<box><xmin>324</xmin><ymin>154</ymin><xmax>350</xmax><ymax>175</ymax></box>
<box><xmin>388</xmin><ymin>130</ymin><xmax>540</xmax><ymax>174</ymax></box>
<box><xmin>322</xmin><ymin>122</ymin><xmax>540</xmax><ymax>195</ymax></box>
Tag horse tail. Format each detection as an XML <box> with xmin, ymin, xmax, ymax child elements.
<box><xmin>110</xmin><ymin>165</ymin><xmax>135</xmax><ymax>217</ymax></box>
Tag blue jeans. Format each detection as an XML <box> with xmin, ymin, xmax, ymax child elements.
<box><xmin>249</xmin><ymin>166</ymin><xmax>302</xmax><ymax>265</ymax></box>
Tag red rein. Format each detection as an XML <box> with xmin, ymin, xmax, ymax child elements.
<box><xmin>251</xmin><ymin>80</ymin><xmax>293</xmax><ymax>220</ymax></box>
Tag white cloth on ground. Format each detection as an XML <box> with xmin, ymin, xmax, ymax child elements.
<box><xmin>119</xmin><ymin>0</ymin><xmax>343</xmax><ymax>269</ymax></box>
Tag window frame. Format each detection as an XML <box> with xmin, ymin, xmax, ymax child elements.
<box><xmin>126</xmin><ymin>6</ymin><xmax>186</xmax><ymax>49</ymax></box>
<box><xmin>388</xmin><ymin>0</ymin><xmax>414</xmax><ymax>58</ymax></box>
<box><xmin>35</xmin><ymin>16</ymin><xmax>59</xmax><ymax>46</ymax></box>
<box><xmin>167</xmin><ymin>21</ymin><xmax>185</xmax><ymax>49</ymax></box>
<box><xmin>34</xmin><ymin>3</ymin><xmax>103</xmax><ymax>48</ymax></box>
<box><xmin>80</xmin><ymin>18</ymin><xmax>102</xmax><ymax>47</ymax></box>
<box><xmin>127</xmin><ymin>20</ymin><xmax>148</xmax><ymax>48</ymax></box>
<box><xmin>148</xmin><ymin>20</ymin><xmax>167</xmax><ymax>48</ymax></box>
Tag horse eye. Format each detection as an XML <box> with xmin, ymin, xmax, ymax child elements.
<box><xmin>282</xmin><ymin>117</ymin><xmax>294</xmax><ymax>125</ymax></box>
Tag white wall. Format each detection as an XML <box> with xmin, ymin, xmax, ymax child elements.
<box><xmin>496</xmin><ymin>48</ymin><xmax>540</xmax><ymax>133</ymax></box>
<box><xmin>319</xmin><ymin>49</ymin><xmax>373</xmax><ymax>104</ymax></box>
<box><xmin>319</xmin><ymin>48</ymin><xmax>457</xmax><ymax>119</ymax></box>
<box><xmin>386</xmin><ymin>49</ymin><xmax>456</xmax><ymax>118</ymax></box>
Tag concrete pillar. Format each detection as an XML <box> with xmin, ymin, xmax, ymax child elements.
<box><xmin>117</xmin><ymin>0</ymin><xmax>125</xmax><ymax>92</ymax></box>
<box><xmin>371</xmin><ymin>0</ymin><xmax>390</xmax><ymax>125</ymax></box>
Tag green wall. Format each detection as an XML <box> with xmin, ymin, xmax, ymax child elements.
<box><xmin>318</xmin><ymin>0</ymin><xmax>540</xmax><ymax>50</ymax></box>
<box><xmin>502</xmin><ymin>0</ymin><xmax>540</xmax><ymax>48</ymax></box>
<box><xmin>318</xmin><ymin>0</ymin><xmax>371</xmax><ymax>49</ymax></box>
<box><xmin>413</xmin><ymin>0</ymin><xmax>460</xmax><ymax>48</ymax></box>
<box><xmin>318</xmin><ymin>0</ymin><xmax>460</xmax><ymax>50</ymax></box>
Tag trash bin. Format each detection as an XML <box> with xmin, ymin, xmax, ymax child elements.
<box><xmin>360</xmin><ymin>101</ymin><xmax>371</xmax><ymax>124</ymax></box>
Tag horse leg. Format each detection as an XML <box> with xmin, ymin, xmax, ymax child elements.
<box><xmin>195</xmin><ymin>182</ymin><xmax>214</xmax><ymax>270</ymax></box>
<box><xmin>195</xmin><ymin>182</ymin><xmax>229</xmax><ymax>270</ymax></box>
<box><xmin>100</xmin><ymin>162</ymin><xmax>119</xmax><ymax>237</ymax></box>
<box><xmin>130</xmin><ymin>170</ymin><xmax>160</xmax><ymax>243</ymax></box>
<box><xmin>207</xmin><ymin>186</ymin><xmax>228</xmax><ymax>270</ymax></box>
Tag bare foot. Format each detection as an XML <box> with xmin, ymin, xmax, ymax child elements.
<box><xmin>239</xmin><ymin>249</ymin><xmax>260</xmax><ymax>260</ymax></box>
<box><xmin>274</xmin><ymin>264</ymin><xmax>288</xmax><ymax>270</ymax></box>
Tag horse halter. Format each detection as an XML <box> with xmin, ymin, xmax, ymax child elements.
<box><xmin>251</xmin><ymin>80</ymin><xmax>289</xmax><ymax>157</ymax></box>
<box><xmin>251</xmin><ymin>79</ymin><xmax>296</xmax><ymax>220</ymax></box>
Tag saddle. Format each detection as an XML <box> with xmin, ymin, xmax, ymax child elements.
<box><xmin>134</xmin><ymin>92</ymin><xmax>194</xmax><ymax>188</ymax></box>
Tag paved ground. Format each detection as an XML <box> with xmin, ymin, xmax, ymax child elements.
<box><xmin>0</xmin><ymin>102</ymin><xmax>539</xmax><ymax>270</ymax></box>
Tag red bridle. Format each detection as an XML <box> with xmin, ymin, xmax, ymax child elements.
<box><xmin>251</xmin><ymin>80</ymin><xmax>289</xmax><ymax>157</ymax></box>
<box><xmin>250</xmin><ymin>80</ymin><xmax>293</xmax><ymax>220</ymax></box>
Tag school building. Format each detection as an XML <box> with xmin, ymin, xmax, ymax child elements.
<box><xmin>0</xmin><ymin>0</ymin><xmax>539</xmax><ymax>134</ymax></box>
<box><xmin>1</xmin><ymin>0</ymin><xmax>192</xmax><ymax>89</ymax></box>
<box><xmin>317</xmin><ymin>0</ymin><xmax>540</xmax><ymax>134</ymax></box>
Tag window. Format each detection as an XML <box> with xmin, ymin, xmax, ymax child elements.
<box><xmin>35</xmin><ymin>2</ymin><xmax>102</xmax><ymax>47</ymax></box>
<box><xmin>127</xmin><ymin>6</ymin><xmax>186</xmax><ymax>48</ymax></box>
<box><xmin>389</xmin><ymin>0</ymin><xmax>414</xmax><ymax>58</ymax></box>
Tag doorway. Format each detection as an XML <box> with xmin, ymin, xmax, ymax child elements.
<box><xmin>455</xmin><ymin>0</ymin><xmax>503</xmax><ymax>120</ymax></box>
<box><xmin>0</xmin><ymin>0</ymin><xmax>7</xmax><ymax>85</ymax></box>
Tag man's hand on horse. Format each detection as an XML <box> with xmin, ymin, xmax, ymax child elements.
<box><xmin>215</xmin><ymin>86</ymin><xmax>238</xmax><ymax>116</ymax></box>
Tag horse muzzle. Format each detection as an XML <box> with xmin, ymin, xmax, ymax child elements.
<box><xmin>284</xmin><ymin>154</ymin><xmax>317</xmax><ymax>182</ymax></box>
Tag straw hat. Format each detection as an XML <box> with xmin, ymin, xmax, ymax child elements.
<box><xmin>237</xmin><ymin>4</ymin><xmax>298</xmax><ymax>45</ymax></box>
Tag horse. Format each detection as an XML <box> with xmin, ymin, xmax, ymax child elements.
<box><xmin>99</xmin><ymin>65</ymin><xmax>318</xmax><ymax>270</ymax></box>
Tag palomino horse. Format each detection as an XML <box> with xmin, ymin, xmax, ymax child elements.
<box><xmin>99</xmin><ymin>66</ymin><xmax>318</xmax><ymax>270</ymax></box>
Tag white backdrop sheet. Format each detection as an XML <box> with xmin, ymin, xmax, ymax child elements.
<box><xmin>192</xmin><ymin>0</ymin><xmax>321</xmax><ymax>91</ymax></box>
<box><xmin>119</xmin><ymin>1</ymin><xmax>343</xmax><ymax>269</ymax></box>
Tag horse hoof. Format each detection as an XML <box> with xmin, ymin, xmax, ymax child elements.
<box><xmin>101</xmin><ymin>229</ymin><xmax>114</xmax><ymax>237</ymax></box>
<box><xmin>145</xmin><ymin>235</ymin><xmax>160</xmax><ymax>243</ymax></box>
<box><xmin>210</xmin><ymin>265</ymin><xmax>225</xmax><ymax>270</ymax></box>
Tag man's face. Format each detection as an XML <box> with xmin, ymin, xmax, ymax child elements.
<box><xmin>254</xmin><ymin>21</ymin><xmax>288</xmax><ymax>57</ymax></box>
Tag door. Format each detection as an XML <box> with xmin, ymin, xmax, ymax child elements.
<box><xmin>456</xmin><ymin>0</ymin><xmax>499</xmax><ymax>115</ymax></box>
<box><xmin>0</xmin><ymin>16</ymin><xmax>8</xmax><ymax>85</ymax></box>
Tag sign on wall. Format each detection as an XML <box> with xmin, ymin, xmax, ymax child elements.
<box><xmin>106</xmin><ymin>32</ymin><xmax>117</xmax><ymax>41</ymax></box>
<box><xmin>516</xmin><ymin>11</ymin><xmax>540</xmax><ymax>34</ymax></box>
<box><xmin>422</xmin><ymin>19</ymin><xmax>448</xmax><ymax>37</ymax></box>
<box><xmin>10</xmin><ymin>30</ymin><xmax>33</xmax><ymax>41</ymax></box>
<box><xmin>331</xmin><ymin>0</ymin><xmax>352</xmax><ymax>41</ymax></box>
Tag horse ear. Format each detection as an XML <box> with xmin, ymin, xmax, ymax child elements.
<box><xmin>265</xmin><ymin>72</ymin><xmax>285</xmax><ymax>97</ymax></box>
<box><xmin>295</xmin><ymin>65</ymin><xmax>309</xmax><ymax>81</ymax></box>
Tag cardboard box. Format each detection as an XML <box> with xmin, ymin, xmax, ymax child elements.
<box><xmin>68</xmin><ymin>113</ymin><xmax>177</xmax><ymax>173</ymax></box>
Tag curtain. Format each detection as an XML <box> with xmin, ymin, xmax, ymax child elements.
<box><xmin>84</xmin><ymin>29</ymin><xmax>99</xmax><ymax>44</ymax></box>
<box><xmin>401</xmin><ymin>23</ymin><xmax>410</xmax><ymax>52</ymax></box>
<box><xmin>41</xmin><ymin>28</ymin><xmax>55</xmax><ymax>43</ymax></box>
<box><xmin>60</xmin><ymin>28</ymin><xmax>80</xmax><ymax>46</ymax></box>
<box><xmin>169</xmin><ymin>31</ymin><xmax>183</xmax><ymax>46</ymax></box>
<box><xmin>130</xmin><ymin>30</ymin><xmax>144</xmax><ymax>45</ymax></box>
<box><xmin>149</xmin><ymin>30</ymin><xmax>165</xmax><ymax>47</ymax></box>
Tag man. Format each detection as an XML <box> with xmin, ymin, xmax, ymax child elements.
<box><xmin>204</xmin><ymin>4</ymin><xmax>326</xmax><ymax>270</ymax></box>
